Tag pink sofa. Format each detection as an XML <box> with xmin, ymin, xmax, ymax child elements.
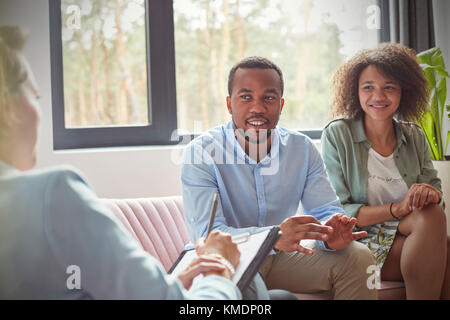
<box><xmin>102</xmin><ymin>196</ymin><xmax>405</xmax><ymax>300</ymax></box>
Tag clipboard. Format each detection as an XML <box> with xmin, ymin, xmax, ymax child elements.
<box><xmin>168</xmin><ymin>227</ymin><xmax>281</xmax><ymax>292</ymax></box>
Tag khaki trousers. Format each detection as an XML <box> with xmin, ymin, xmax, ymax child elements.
<box><xmin>260</xmin><ymin>240</ymin><xmax>378</xmax><ymax>300</ymax></box>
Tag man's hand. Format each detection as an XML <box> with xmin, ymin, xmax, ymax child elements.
<box><xmin>324</xmin><ymin>214</ymin><xmax>367</xmax><ymax>250</ymax></box>
<box><xmin>275</xmin><ymin>216</ymin><xmax>333</xmax><ymax>254</ymax></box>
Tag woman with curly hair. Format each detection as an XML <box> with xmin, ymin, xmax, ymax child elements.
<box><xmin>321</xmin><ymin>42</ymin><xmax>450</xmax><ymax>299</ymax></box>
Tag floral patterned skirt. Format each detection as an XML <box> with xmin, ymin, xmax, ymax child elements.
<box><xmin>357</xmin><ymin>220</ymin><xmax>400</xmax><ymax>269</ymax></box>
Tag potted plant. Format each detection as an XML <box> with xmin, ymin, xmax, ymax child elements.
<box><xmin>416</xmin><ymin>47</ymin><xmax>450</xmax><ymax>234</ymax></box>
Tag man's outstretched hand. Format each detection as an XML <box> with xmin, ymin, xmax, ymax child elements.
<box><xmin>324</xmin><ymin>214</ymin><xmax>367</xmax><ymax>250</ymax></box>
<box><xmin>275</xmin><ymin>215</ymin><xmax>333</xmax><ymax>254</ymax></box>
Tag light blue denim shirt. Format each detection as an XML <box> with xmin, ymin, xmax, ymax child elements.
<box><xmin>0</xmin><ymin>161</ymin><xmax>241</xmax><ymax>300</ymax></box>
<box><xmin>182</xmin><ymin>121</ymin><xmax>344</xmax><ymax>251</ymax></box>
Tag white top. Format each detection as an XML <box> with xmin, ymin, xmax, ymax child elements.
<box><xmin>366</xmin><ymin>148</ymin><xmax>409</xmax><ymax>206</ymax></box>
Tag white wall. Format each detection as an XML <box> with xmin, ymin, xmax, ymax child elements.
<box><xmin>433</xmin><ymin>0</ymin><xmax>450</xmax><ymax>156</ymax></box>
<box><xmin>1</xmin><ymin>0</ymin><xmax>449</xmax><ymax>199</ymax></box>
<box><xmin>0</xmin><ymin>0</ymin><xmax>184</xmax><ymax>198</ymax></box>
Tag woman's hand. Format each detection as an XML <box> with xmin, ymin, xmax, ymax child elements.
<box><xmin>394</xmin><ymin>183</ymin><xmax>442</xmax><ymax>217</ymax></box>
<box><xmin>177</xmin><ymin>255</ymin><xmax>229</xmax><ymax>290</ymax></box>
<box><xmin>178</xmin><ymin>231</ymin><xmax>240</xmax><ymax>289</ymax></box>
<box><xmin>409</xmin><ymin>183</ymin><xmax>441</xmax><ymax>209</ymax></box>
<box><xmin>195</xmin><ymin>230</ymin><xmax>241</xmax><ymax>272</ymax></box>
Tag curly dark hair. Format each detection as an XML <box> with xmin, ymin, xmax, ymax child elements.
<box><xmin>331</xmin><ymin>42</ymin><xmax>428</xmax><ymax>122</ymax></box>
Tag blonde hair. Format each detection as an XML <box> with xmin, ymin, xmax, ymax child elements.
<box><xmin>0</xmin><ymin>25</ymin><xmax>28</xmax><ymax>133</ymax></box>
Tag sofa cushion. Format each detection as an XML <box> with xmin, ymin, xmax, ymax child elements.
<box><xmin>102</xmin><ymin>196</ymin><xmax>189</xmax><ymax>272</ymax></box>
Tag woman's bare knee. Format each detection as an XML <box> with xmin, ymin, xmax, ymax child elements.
<box><xmin>420</xmin><ymin>204</ymin><xmax>446</xmax><ymax>230</ymax></box>
<box><xmin>399</xmin><ymin>204</ymin><xmax>446</xmax><ymax>235</ymax></box>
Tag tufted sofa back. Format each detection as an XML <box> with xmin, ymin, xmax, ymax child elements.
<box><xmin>102</xmin><ymin>196</ymin><xmax>189</xmax><ymax>272</ymax></box>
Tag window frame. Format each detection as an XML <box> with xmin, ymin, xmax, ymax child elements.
<box><xmin>49</xmin><ymin>0</ymin><xmax>388</xmax><ymax>149</ymax></box>
<box><xmin>378</xmin><ymin>0</ymin><xmax>391</xmax><ymax>42</ymax></box>
<box><xmin>49</xmin><ymin>0</ymin><xmax>179</xmax><ymax>149</ymax></box>
<box><xmin>176</xmin><ymin>0</ymin><xmax>387</xmax><ymax>143</ymax></box>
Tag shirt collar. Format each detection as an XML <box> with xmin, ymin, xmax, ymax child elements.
<box><xmin>350</xmin><ymin>117</ymin><xmax>407</xmax><ymax>146</ymax></box>
<box><xmin>0</xmin><ymin>160</ymin><xmax>19</xmax><ymax>177</ymax></box>
<box><xmin>223</xmin><ymin>121</ymin><xmax>280</xmax><ymax>165</ymax></box>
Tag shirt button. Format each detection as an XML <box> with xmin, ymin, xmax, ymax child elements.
<box><xmin>191</xmin><ymin>218</ymin><xmax>195</xmax><ymax>222</ymax></box>
<box><xmin>259</xmin><ymin>194</ymin><xmax>263</xmax><ymax>200</ymax></box>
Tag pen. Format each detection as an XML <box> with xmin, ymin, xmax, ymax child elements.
<box><xmin>232</xmin><ymin>232</ymin><xmax>251</xmax><ymax>244</ymax></box>
<box><xmin>205</xmin><ymin>191</ymin><xmax>219</xmax><ymax>238</ymax></box>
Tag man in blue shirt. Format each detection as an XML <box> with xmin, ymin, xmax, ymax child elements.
<box><xmin>182</xmin><ymin>56</ymin><xmax>377</xmax><ymax>299</ymax></box>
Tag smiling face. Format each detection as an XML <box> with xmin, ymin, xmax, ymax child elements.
<box><xmin>226</xmin><ymin>67</ymin><xmax>284</xmax><ymax>144</ymax></box>
<box><xmin>358</xmin><ymin>65</ymin><xmax>402</xmax><ymax>124</ymax></box>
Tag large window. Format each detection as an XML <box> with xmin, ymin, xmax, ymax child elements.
<box><xmin>61</xmin><ymin>0</ymin><xmax>149</xmax><ymax>128</ymax></box>
<box><xmin>50</xmin><ymin>0</ymin><xmax>382</xmax><ymax>149</ymax></box>
<box><xmin>174</xmin><ymin>0</ymin><xmax>380</xmax><ymax>134</ymax></box>
<box><xmin>50</xmin><ymin>0</ymin><xmax>177</xmax><ymax>149</ymax></box>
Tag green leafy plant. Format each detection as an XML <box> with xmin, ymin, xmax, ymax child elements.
<box><xmin>416</xmin><ymin>47</ymin><xmax>450</xmax><ymax>160</ymax></box>
<box><xmin>447</xmin><ymin>104</ymin><xmax>450</xmax><ymax>154</ymax></box>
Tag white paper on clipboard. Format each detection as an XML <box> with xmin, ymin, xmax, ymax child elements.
<box><xmin>170</xmin><ymin>229</ymin><xmax>272</xmax><ymax>285</ymax></box>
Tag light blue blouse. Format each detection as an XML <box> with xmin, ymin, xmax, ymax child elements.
<box><xmin>0</xmin><ymin>161</ymin><xmax>241</xmax><ymax>300</ymax></box>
